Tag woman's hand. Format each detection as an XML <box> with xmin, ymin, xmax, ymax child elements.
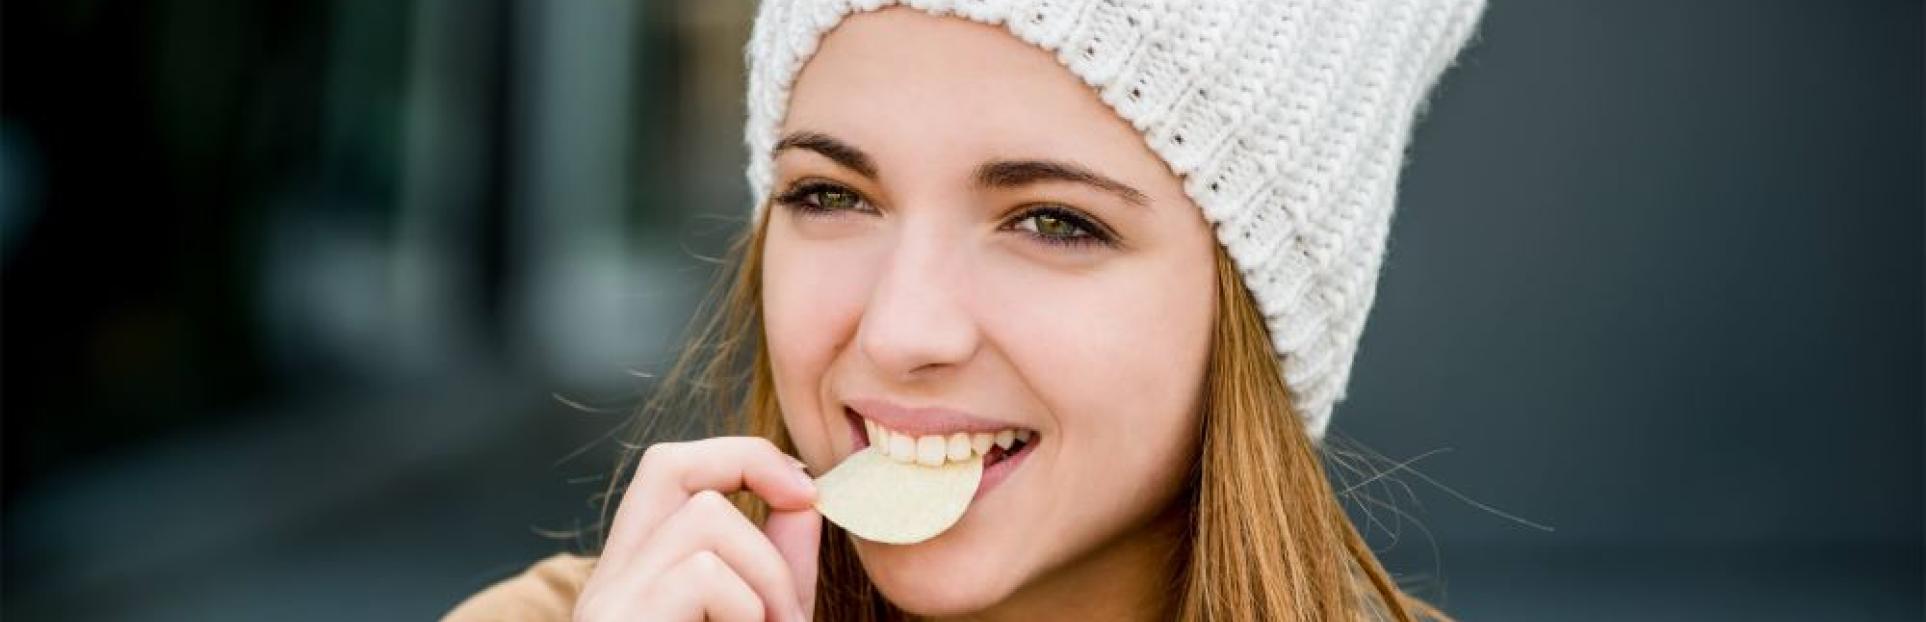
<box><xmin>575</xmin><ymin>437</ymin><xmax>822</xmax><ymax>622</ymax></box>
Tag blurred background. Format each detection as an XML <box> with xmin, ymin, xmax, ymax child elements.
<box><xmin>1</xmin><ymin>1</ymin><xmax>1917</xmax><ymax>620</ymax></box>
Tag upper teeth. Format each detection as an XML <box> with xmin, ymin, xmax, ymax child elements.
<box><xmin>864</xmin><ymin>418</ymin><xmax>1032</xmax><ymax>466</ymax></box>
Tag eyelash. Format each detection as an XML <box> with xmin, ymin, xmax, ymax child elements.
<box><xmin>772</xmin><ymin>180</ymin><xmax>1118</xmax><ymax>249</ymax></box>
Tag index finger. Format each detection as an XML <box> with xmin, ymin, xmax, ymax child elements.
<box><xmin>604</xmin><ymin>437</ymin><xmax>818</xmax><ymax>556</ymax></box>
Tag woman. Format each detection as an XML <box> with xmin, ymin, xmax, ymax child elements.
<box><xmin>448</xmin><ymin>1</ymin><xmax>1484</xmax><ymax>620</ymax></box>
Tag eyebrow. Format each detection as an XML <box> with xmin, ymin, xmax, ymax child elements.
<box><xmin>772</xmin><ymin>130</ymin><xmax>1149</xmax><ymax>208</ymax></box>
<box><xmin>974</xmin><ymin>159</ymin><xmax>1148</xmax><ymax>207</ymax></box>
<box><xmin>773</xmin><ymin>131</ymin><xmax>878</xmax><ymax>179</ymax></box>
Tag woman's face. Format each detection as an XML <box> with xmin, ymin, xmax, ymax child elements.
<box><xmin>762</xmin><ymin>7</ymin><xmax>1218</xmax><ymax>615</ymax></box>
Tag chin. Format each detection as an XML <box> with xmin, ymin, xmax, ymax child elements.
<box><xmin>852</xmin><ymin>530</ymin><xmax>1029</xmax><ymax>615</ymax></box>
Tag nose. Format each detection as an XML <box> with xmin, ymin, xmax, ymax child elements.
<box><xmin>855</xmin><ymin>232</ymin><xmax>981</xmax><ymax>381</ymax></box>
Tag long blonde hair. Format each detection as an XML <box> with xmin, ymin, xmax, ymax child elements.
<box><xmin>600</xmin><ymin>215</ymin><xmax>1452</xmax><ymax>621</ymax></box>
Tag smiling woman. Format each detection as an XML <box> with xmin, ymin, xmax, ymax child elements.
<box><xmin>756</xmin><ymin>12</ymin><xmax>1223</xmax><ymax>616</ymax></box>
<box><xmin>446</xmin><ymin>1</ymin><xmax>1484</xmax><ymax>620</ymax></box>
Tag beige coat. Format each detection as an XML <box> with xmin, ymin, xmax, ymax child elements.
<box><xmin>442</xmin><ymin>554</ymin><xmax>594</xmax><ymax>621</ymax></box>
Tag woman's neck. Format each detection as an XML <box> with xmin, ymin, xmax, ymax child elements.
<box><xmin>930</xmin><ymin>502</ymin><xmax>1189</xmax><ymax>622</ymax></box>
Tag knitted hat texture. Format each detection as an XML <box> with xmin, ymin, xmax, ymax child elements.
<box><xmin>744</xmin><ymin>0</ymin><xmax>1486</xmax><ymax>442</ymax></box>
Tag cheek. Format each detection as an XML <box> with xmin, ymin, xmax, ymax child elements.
<box><xmin>997</xmin><ymin>255</ymin><xmax>1213</xmax><ymax>416</ymax></box>
<box><xmin>986</xmin><ymin>251</ymin><xmax>1215</xmax><ymax>489</ymax></box>
<box><xmin>945</xmin><ymin>248</ymin><xmax>1212</xmax><ymax>598</ymax></box>
<box><xmin>760</xmin><ymin>228</ymin><xmax>881</xmax><ymax>461</ymax></box>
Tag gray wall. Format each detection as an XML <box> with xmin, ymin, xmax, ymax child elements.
<box><xmin>1336</xmin><ymin>1</ymin><xmax>1921</xmax><ymax>618</ymax></box>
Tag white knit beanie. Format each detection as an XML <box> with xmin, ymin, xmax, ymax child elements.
<box><xmin>744</xmin><ymin>0</ymin><xmax>1486</xmax><ymax>443</ymax></box>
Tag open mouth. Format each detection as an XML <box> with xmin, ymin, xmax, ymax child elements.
<box><xmin>845</xmin><ymin>406</ymin><xmax>1038</xmax><ymax>469</ymax></box>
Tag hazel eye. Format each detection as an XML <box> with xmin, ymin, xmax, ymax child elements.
<box><xmin>1022</xmin><ymin>213</ymin><xmax>1085</xmax><ymax>238</ymax></box>
<box><xmin>775</xmin><ymin>181</ymin><xmax>873</xmax><ymax>215</ymax></box>
<box><xmin>1010</xmin><ymin>206</ymin><xmax>1112</xmax><ymax>248</ymax></box>
<box><xmin>810</xmin><ymin>187</ymin><xmax>863</xmax><ymax>211</ymax></box>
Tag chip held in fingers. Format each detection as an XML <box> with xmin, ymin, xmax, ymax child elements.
<box><xmin>813</xmin><ymin>447</ymin><xmax>983</xmax><ymax>544</ymax></box>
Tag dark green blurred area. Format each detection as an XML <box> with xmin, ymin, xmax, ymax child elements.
<box><xmin>2</xmin><ymin>0</ymin><xmax>750</xmax><ymax>478</ymax></box>
<box><xmin>2</xmin><ymin>1</ymin><xmax>1920</xmax><ymax>620</ymax></box>
<box><xmin>4</xmin><ymin>1</ymin><xmax>757</xmax><ymax>619</ymax></box>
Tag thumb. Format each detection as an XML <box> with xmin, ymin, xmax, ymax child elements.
<box><xmin>763</xmin><ymin>506</ymin><xmax>822</xmax><ymax>620</ymax></box>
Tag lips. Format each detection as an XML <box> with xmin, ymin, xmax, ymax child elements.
<box><xmin>843</xmin><ymin>398</ymin><xmax>1034</xmax><ymax>436</ymax></box>
<box><xmin>842</xmin><ymin>397</ymin><xmax>1039</xmax><ymax>467</ymax></box>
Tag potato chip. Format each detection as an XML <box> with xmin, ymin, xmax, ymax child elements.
<box><xmin>813</xmin><ymin>446</ymin><xmax>983</xmax><ymax>544</ymax></box>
